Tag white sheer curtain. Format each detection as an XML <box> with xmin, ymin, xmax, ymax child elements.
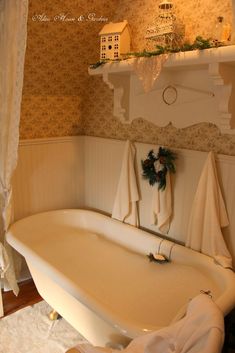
<box><xmin>232</xmin><ymin>0</ymin><xmax>235</xmax><ymax>42</ymax></box>
<box><xmin>0</xmin><ymin>0</ymin><xmax>28</xmax><ymax>316</ymax></box>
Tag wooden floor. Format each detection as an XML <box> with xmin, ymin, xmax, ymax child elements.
<box><xmin>2</xmin><ymin>279</ymin><xmax>42</xmax><ymax>317</ymax></box>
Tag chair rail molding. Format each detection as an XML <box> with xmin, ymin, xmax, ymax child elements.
<box><xmin>88</xmin><ymin>45</ymin><xmax>235</xmax><ymax>134</ymax></box>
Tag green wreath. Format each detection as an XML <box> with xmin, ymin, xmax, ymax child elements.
<box><xmin>141</xmin><ymin>147</ymin><xmax>176</xmax><ymax>190</ymax></box>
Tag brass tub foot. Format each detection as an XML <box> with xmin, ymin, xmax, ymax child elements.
<box><xmin>48</xmin><ymin>309</ymin><xmax>61</xmax><ymax>321</ymax></box>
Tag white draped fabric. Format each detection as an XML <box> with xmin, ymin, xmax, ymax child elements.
<box><xmin>186</xmin><ymin>152</ymin><xmax>232</xmax><ymax>269</ymax></box>
<box><xmin>0</xmin><ymin>0</ymin><xmax>28</xmax><ymax>316</ymax></box>
<box><xmin>132</xmin><ymin>54</ymin><xmax>168</xmax><ymax>93</ymax></box>
<box><xmin>151</xmin><ymin>172</ymin><xmax>172</xmax><ymax>234</ymax></box>
<box><xmin>112</xmin><ymin>141</ymin><xmax>140</xmax><ymax>227</ymax></box>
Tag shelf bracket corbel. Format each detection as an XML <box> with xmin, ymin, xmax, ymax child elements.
<box><xmin>101</xmin><ymin>65</ymin><xmax>129</xmax><ymax>122</ymax></box>
<box><xmin>102</xmin><ymin>66</ymin><xmax>114</xmax><ymax>90</ymax></box>
<box><xmin>208</xmin><ymin>62</ymin><xmax>233</xmax><ymax>133</ymax></box>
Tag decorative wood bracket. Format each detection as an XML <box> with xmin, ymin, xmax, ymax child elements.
<box><xmin>88</xmin><ymin>45</ymin><xmax>235</xmax><ymax>134</ymax></box>
<box><xmin>208</xmin><ymin>62</ymin><xmax>234</xmax><ymax>133</ymax></box>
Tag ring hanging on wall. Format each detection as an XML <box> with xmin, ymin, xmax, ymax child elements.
<box><xmin>162</xmin><ymin>85</ymin><xmax>178</xmax><ymax>105</ymax></box>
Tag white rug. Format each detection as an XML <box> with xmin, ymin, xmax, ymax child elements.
<box><xmin>0</xmin><ymin>301</ymin><xmax>86</xmax><ymax>353</ymax></box>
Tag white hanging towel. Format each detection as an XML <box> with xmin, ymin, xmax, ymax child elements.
<box><xmin>186</xmin><ymin>151</ymin><xmax>232</xmax><ymax>268</ymax></box>
<box><xmin>112</xmin><ymin>141</ymin><xmax>140</xmax><ymax>227</ymax></box>
<box><xmin>71</xmin><ymin>294</ymin><xmax>224</xmax><ymax>353</ymax></box>
<box><xmin>151</xmin><ymin>172</ymin><xmax>172</xmax><ymax>233</ymax></box>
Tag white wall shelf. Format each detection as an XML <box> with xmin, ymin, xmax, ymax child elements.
<box><xmin>88</xmin><ymin>45</ymin><xmax>235</xmax><ymax>134</ymax></box>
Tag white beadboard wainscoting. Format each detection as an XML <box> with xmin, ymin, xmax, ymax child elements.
<box><xmin>13</xmin><ymin>135</ymin><xmax>235</xmax><ymax>264</ymax></box>
<box><xmin>84</xmin><ymin>136</ymin><xmax>235</xmax><ymax>264</ymax></box>
<box><xmin>13</xmin><ymin>136</ymin><xmax>85</xmax><ymax>221</ymax></box>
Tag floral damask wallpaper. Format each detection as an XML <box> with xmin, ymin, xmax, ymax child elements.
<box><xmin>20</xmin><ymin>0</ymin><xmax>235</xmax><ymax>156</ymax></box>
<box><xmin>20</xmin><ymin>0</ymin><xmax>116</xmax><ymax>138</ymax></box>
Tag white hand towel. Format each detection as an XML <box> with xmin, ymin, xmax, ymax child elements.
<box><xmin>71</xmin><ymin>294</ymin><xmax>224</xmax><ymax>353</ymax></box>
<box><xmin>151</xmin><ymin>172</ymin><xmax>172</xmax><ymax>233</ymax></box>
<box><xmin>186</xmin><ymin>151</ymin><xmax>232</xmax><ymax>268</ymax></box>
<box><xmin>112</xmin><ymin>141</ymin><xmax>140</xmax><ymax>227</ymax></box>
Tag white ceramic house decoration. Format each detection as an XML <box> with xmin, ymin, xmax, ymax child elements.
<box><xmin>99</xmin><ymin>20</ymin><xmax>130</xmax><ymax>60</ymax></box>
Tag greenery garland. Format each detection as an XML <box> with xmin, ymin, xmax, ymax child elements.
<box><xmin>89</xmin><ymin>36</ymin><xmax>224</xmax><ymax>69</ymax></box>
<box><xmin>141</xmin><ymin>147</ymin><xmax>176</xmax><ymax>190</ymax></box>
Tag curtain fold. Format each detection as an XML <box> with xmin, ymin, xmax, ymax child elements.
<box><xmin>232</xmin><ymin>0</ymin><xmax>235</xmax><ymax>42</ymax></box>
<box><xmin>0</xmin><ymin>0</ymin><xmax>28</xmax><ymax>316</ymax></box>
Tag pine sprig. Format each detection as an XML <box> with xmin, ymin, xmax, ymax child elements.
<box><xmin>158</xmin><ymin>147</ymin><xmax>176</xmax><ymax>173</ymax></box>
<box><xmin>89</xmin><ymin>60</ymin><xmax>107</xmax><ymax>69</ymax></box>
<box><xmin>89</xmin><ymin>58</ymin><xmax>122</xmax><ymax>69</ymax></box>
<box><xmin>141</xmin><ymin>150</ymin><xmax>158</xmax><ymax>186</ymax></box>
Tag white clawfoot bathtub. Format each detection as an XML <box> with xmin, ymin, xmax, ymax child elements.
<box><xmin>6</xmin><ymin>209</ymin><xmax>235</xmax><ymax>347</ymax></box>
